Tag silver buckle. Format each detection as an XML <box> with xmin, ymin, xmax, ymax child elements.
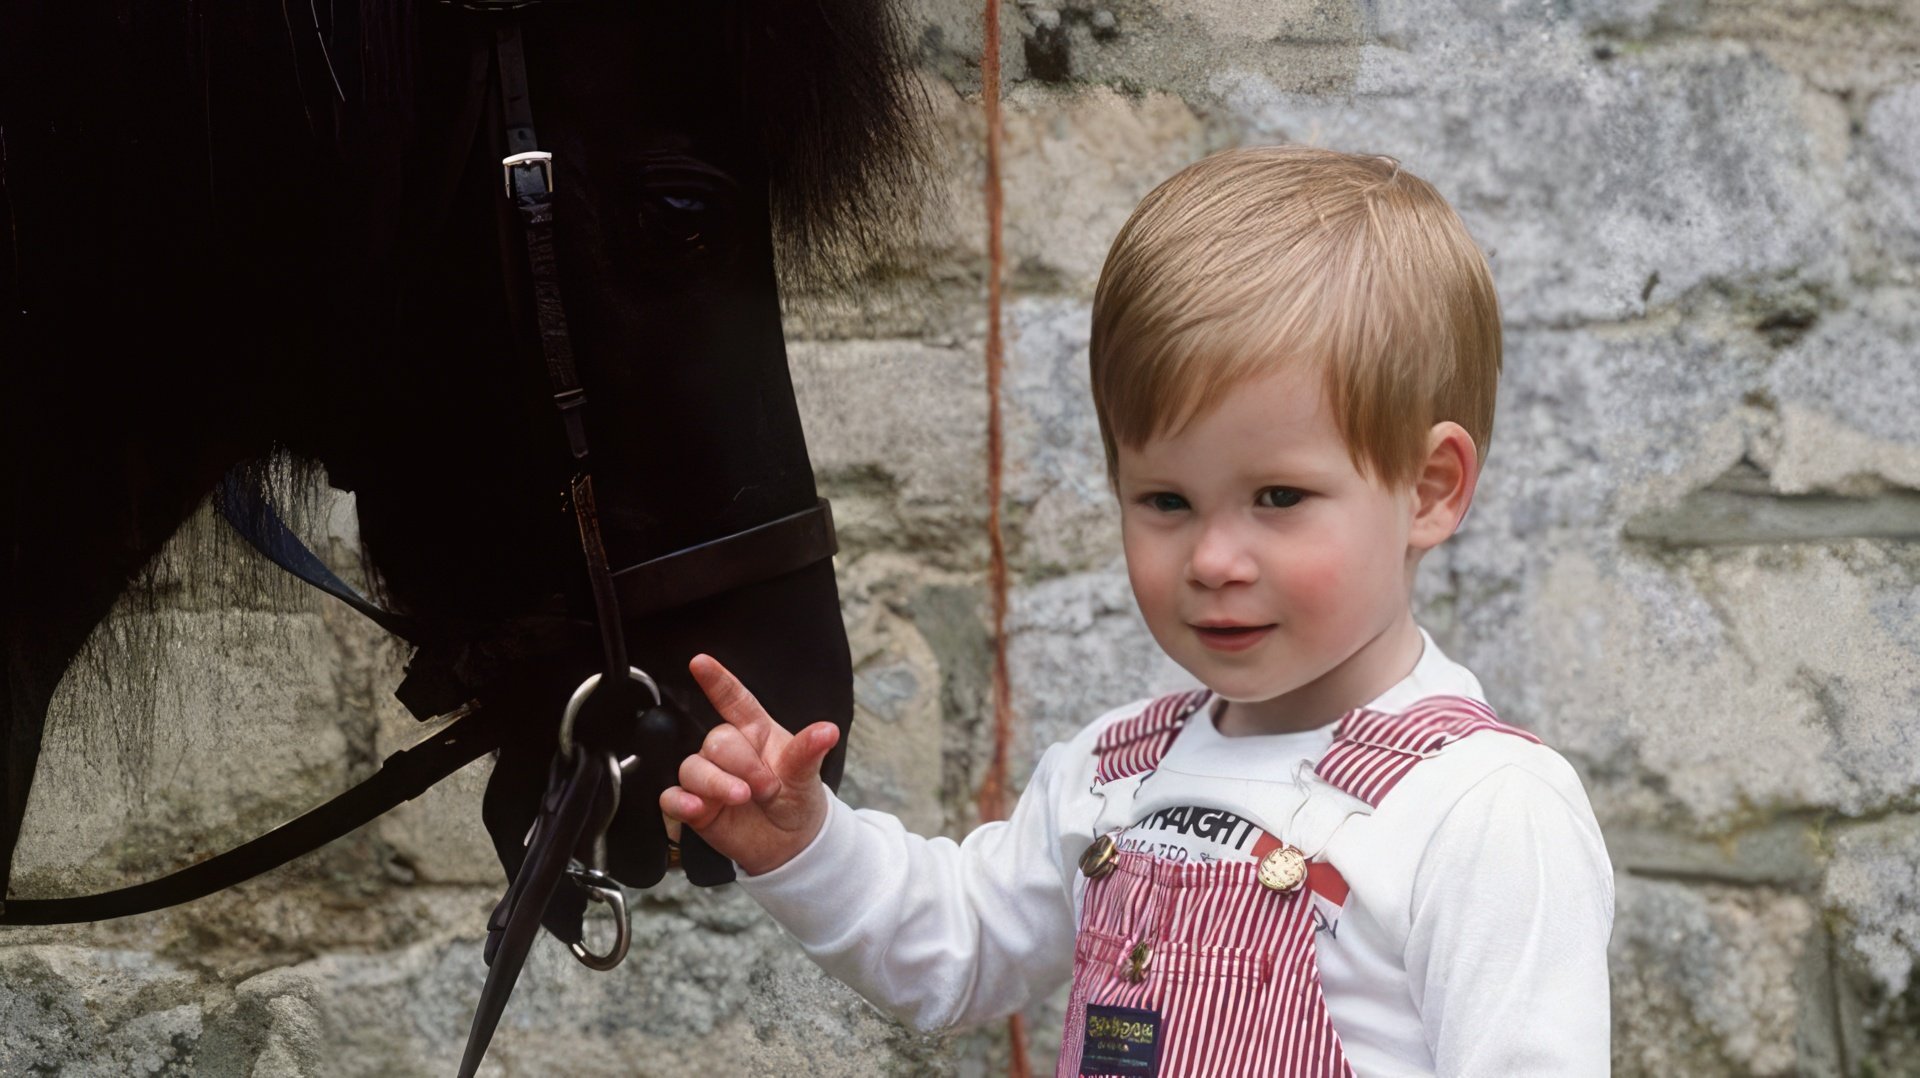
<box><xmin>502</xmin><ymin>151</ymin><xmax>554</xmax><ymax>198</ymax></box>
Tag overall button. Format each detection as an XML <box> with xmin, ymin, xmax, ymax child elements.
<box><xmin>1125</xmin><ymin>941</ymin><xmax>1152</xmax><ymax>983</ymax></box>
<box><xmin>1078</xmin><ymin>833</ymin><xmax>1118</xmax><ymax>879</ymax></box>
<box><xmin>1257</xmin><ymin>846</ymin><xmax>1308</xmax><ymax>894</ymax></box>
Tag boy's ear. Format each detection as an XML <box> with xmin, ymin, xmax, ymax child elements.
<box><xmin>1408</xmin><ymin>422</ymin><xmax>1480</xmax><ymax>552</ymax></box>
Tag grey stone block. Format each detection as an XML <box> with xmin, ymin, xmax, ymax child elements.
<box><xmin>1862</xmin><ymin>82</ymin><xmax>1920</xmax><ymax>273</ymax></box>
<box><xmin>1764</xmin><ymin>289</ymin><xmax>1920</xmax><ymax>486</ymax></box>
<box><xmin>1425</xmin><ymin>308</ymin><xmax>1920</xmax><ymax>831</ymax></box>
<box><xmin>1008</xmin><ymin>563</ymin><xmax>1196</xmax><ymax>757</ymax></box>
<box><xmin>1609</xmin><ymin>876</ymin><xmax>1815</xmax><ymax>1076</ymax></box>
<box><xmin>1823</xmin><ymin>815</ymin><xmax>1920</xmax><ymax>1074</ymax></box>
<box><xmin>997</xmin><ymin>87</ymin><xmax>1215</xmax><ymax>294</ymax></box>
<box><xmin>17</xmin><ymin>606</ymin><xmax>362</xmax><ymax>896</ymax></box>
<box><xmin>1215</xmin><ymin>41</ymin><xmax>1849</xmax><ymax>325</ymax></box>
<box><xmin>1826</xmin><ymin>814</ymin><xmax>1920</xmax><ymax>998</ymax></box>
<box><xmin>0</xmin><ymin>945</ymin><xmax>206</xmax><ymax>1076</ymax></box>
<box><xmin>1003</xmin><ymin>297</ymin><xmax>1122</xmax><ymax>578</ymax></box>
<box><xmin>835</xmin><ymin>552</ymin><xmax>960</xmax><ymax>837</ymax></box>
<box><xmin>787</xmin><ymin>337</ymin><xmax>990</xmax><ymax>568</ymax></box>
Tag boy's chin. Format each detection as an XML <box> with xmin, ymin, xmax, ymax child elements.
<box><xmin>1180</xmin><ymin>657</ymin><xmax>1303</xmax><ymax>704</ymax></box>
<box><xmin>1202</xmin><ymin>676</ymin><xmax>1303</xmax><ymax>705</ymax></box>
<box><xmin>1181</xmin><ymin>647</ymin><xmax>1342</xmax><ymax>705</ymax></box>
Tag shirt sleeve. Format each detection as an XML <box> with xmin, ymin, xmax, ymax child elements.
<box><xmin>734</xmin><ymin>741</ymin><xmax>1082</xmax><ymax>1032</ymax></box>
<box><xmin>1405</xmin><ymin>763</ymin><xmax>1615</xmax><ymax>1076</ymax></box>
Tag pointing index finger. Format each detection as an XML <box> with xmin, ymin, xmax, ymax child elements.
<box><xmin>689</xmin><ymin>654</ymin><xmax>781</xmax><ymax>752</ymax></box>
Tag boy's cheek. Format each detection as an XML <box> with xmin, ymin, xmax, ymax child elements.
<box><xmin>1121</xmin><ymin>559</ymin><xmax>1181</xmax><ymax>636</ymax></box>
<box><xmin>1277</xmin><ymin>565</ymin><xmax>1345</xmax><ymax>620</ymax></box>
<box><xmin>1277</xmin><ymin>542</ymin><xmax>1370</xmax><ymax>618</ymax></box>
<box><xmin>1122</xmin><ymin>537</ymin><xmax>1185</xmax><ymax>596</ymax></box>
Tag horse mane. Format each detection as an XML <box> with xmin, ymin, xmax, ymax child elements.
<box><xmin>51</xmin><ymin>453</ymin><xmax>344</xmax><ymax>799</ymax></box>
<box><xmin>735</xmin><ymin>0</ymin><xmax>931</xmax><ymax>291</ymax></box>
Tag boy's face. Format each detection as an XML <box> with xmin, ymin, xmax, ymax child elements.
<box><xmin>1116</xmin><ymin>363</ymin><xmax>1422</xmax><ymax>725</ymax></box>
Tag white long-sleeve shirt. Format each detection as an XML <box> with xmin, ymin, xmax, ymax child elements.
<box><xmin>738</xmin><ymin>631</ymin><xmax>1614</xmax><ymax>1075</ymax></box>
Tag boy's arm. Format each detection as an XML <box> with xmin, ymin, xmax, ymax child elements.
<box><xmin>735</xmin><ymin>744</ymin><xmax>1081</xmax><ymax>1032</ymax></box>
<box><xmin>663</xmin><ymin>654</ymin><xmax>1083</xmax><ymax>1032</ymax></box>
<box><xmin>1406</xmin><ymin>763</ymin><xmax>1615</xmax><ymax>1076</ymax></box>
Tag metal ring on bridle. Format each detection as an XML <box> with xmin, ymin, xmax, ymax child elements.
<box><xmin>566</xmin><ymin>871</ymin><xmax>631</xmax><ymax>972</ymax></box>
<box><xmin>559</xmin><ymin>667</ymin><xmax>661</xmax><ymax>760</ymax></box>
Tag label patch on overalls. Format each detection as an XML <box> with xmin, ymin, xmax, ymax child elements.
<box><xmin>1080</xmin><ymin>1003</ymin><xmax>1161</xmax><ymax>1076</ymax></box>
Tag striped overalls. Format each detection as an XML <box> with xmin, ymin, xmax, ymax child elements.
<box><xmin>1058</xmin><ymin>690</ymin><xmax>1539</xmax><ymax>1077</ymax></box>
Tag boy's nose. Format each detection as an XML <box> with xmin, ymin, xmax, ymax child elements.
<box><xmin>1185</xmin><ymin>520</ymin><xmax>1260</xmax><ymax>589</ymax></box>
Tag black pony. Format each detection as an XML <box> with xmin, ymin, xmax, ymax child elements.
<box><xmin>1</xmin><ymin>0</ymin><xmax>922</xmax><ymax>1064</ymax></box>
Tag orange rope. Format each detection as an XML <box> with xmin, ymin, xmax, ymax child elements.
<box><xmin>977</xmin><ymin>2</ymin><xmax>1031</xmax><ymax>1075</ymax></box>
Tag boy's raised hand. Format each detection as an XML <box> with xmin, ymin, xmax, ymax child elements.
<box><xmin>661</xmin><ymin>654</ymin><xmax>841</xmax><ymax>877</ymax></box>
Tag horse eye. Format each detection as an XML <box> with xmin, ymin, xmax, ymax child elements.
<box><xmin>629</xmin><ymin>161</ymin><xmax>740</xmax><ymax>273</ymax></box>
<box><xmin>641</xmin><ymin>193</ymin><xmax>719</xmax><ymax>255</ymax></box>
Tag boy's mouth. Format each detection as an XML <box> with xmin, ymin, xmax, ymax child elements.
<box><xmin>1191</xmin><ymin>623</ymin><xmax>1276</xmax><ymax>650</ymax></box>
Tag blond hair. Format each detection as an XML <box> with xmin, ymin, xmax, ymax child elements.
<box><xmin>1090</xmin><ymin>146</ymin><xmax>1501</xmax><ymax>492</ymax></box>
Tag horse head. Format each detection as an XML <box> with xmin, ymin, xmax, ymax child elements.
<box><xmin>1</xmin><ymin>0</ymin><xmax>925</xmax><ymax>1067</ymax></box>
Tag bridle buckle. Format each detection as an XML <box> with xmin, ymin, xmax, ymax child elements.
<box><xmin>502</xmin><ymin>151</ymin><xmax>554</xmax><ymax>198</ymax></box>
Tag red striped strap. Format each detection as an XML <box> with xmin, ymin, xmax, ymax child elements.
<box><xmin>1091</xmin><ymin>689</ymin><xmax>1211</xmax><ymax>783</ymax></box>
<box><xmin>1315</xmin><ymin>695</ymin><xmax>1539</xmax><ymax>808</ymax></box>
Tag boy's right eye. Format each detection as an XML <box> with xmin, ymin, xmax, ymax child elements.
<box><xmin>1137</xmin><ymin>492</ymin><xmax>1188</xmax><ymax>512</ymax></box>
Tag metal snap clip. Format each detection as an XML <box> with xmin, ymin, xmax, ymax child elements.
<box><xmin>566</xmin><ymin>867</ymin><xmax>631</xmax><ymax>972</ymax></box>
<box><xmin>582</xmin><ymin>752</ymin><xmax>623</xmax><ymax>875</ymax></box>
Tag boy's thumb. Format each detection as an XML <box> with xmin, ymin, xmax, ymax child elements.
<box><xmin>774</xmin><ymin>721</ymin><xmax>840</xmax><ymax>785</ymax></box>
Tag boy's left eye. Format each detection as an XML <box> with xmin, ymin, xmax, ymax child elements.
<box><xmin>1134</xmin><ymin>489</ymin><xmax>1304</xmax><ymax>512</ymax></box>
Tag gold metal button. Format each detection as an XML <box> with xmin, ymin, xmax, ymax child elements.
<box><xmin>1257</xmin><ymin>846</ymin><xmax>1308</xmax><ymax>894</ymax></box>
<box><xmin>1125</xmin><ymin>941</ymin><xmax>1152</xmax><ymax>983</ymax></box>
<box><xmin>1078</xmin><ymin>833</ymin><xmax>1119</xmax><ymax>880</ymax></box>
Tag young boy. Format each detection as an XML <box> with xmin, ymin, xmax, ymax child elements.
<box><xmin>660</xmin><ymin>147</ymin><xmax>1614</xmax><ymax>1075</ymax></box>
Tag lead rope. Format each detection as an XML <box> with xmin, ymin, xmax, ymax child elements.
<box><xmin>975</xmin><ymin>1</ymin><xmax>1032</xmax><ymax>1075</ymax></box>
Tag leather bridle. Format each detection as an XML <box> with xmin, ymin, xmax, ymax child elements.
<box><xmin>0</xmin><ymin>8</ymin><xmax>839</xmax><ymax>1076</ymax></box>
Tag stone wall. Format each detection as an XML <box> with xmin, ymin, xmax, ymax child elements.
<box><xmin>5</xmin><ymin>0</ymin><xmax>1918</xmax><ymax>1073</ymax></box>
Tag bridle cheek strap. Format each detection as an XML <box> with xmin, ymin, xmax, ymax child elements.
<box><xmin>447</xmin><ymin>19</ymin><xmax>646</xmax><ymax>1078</ymax></box>
<box><xmin>494</xmin><ymin>22</ymin><xmax>631</xmax><ymax>690</ymax></box>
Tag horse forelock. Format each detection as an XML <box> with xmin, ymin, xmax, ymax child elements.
<box><xmin>329</xmin><ymin>0</ymin><xmax>930</xmax><ymax>294</ymax></box>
